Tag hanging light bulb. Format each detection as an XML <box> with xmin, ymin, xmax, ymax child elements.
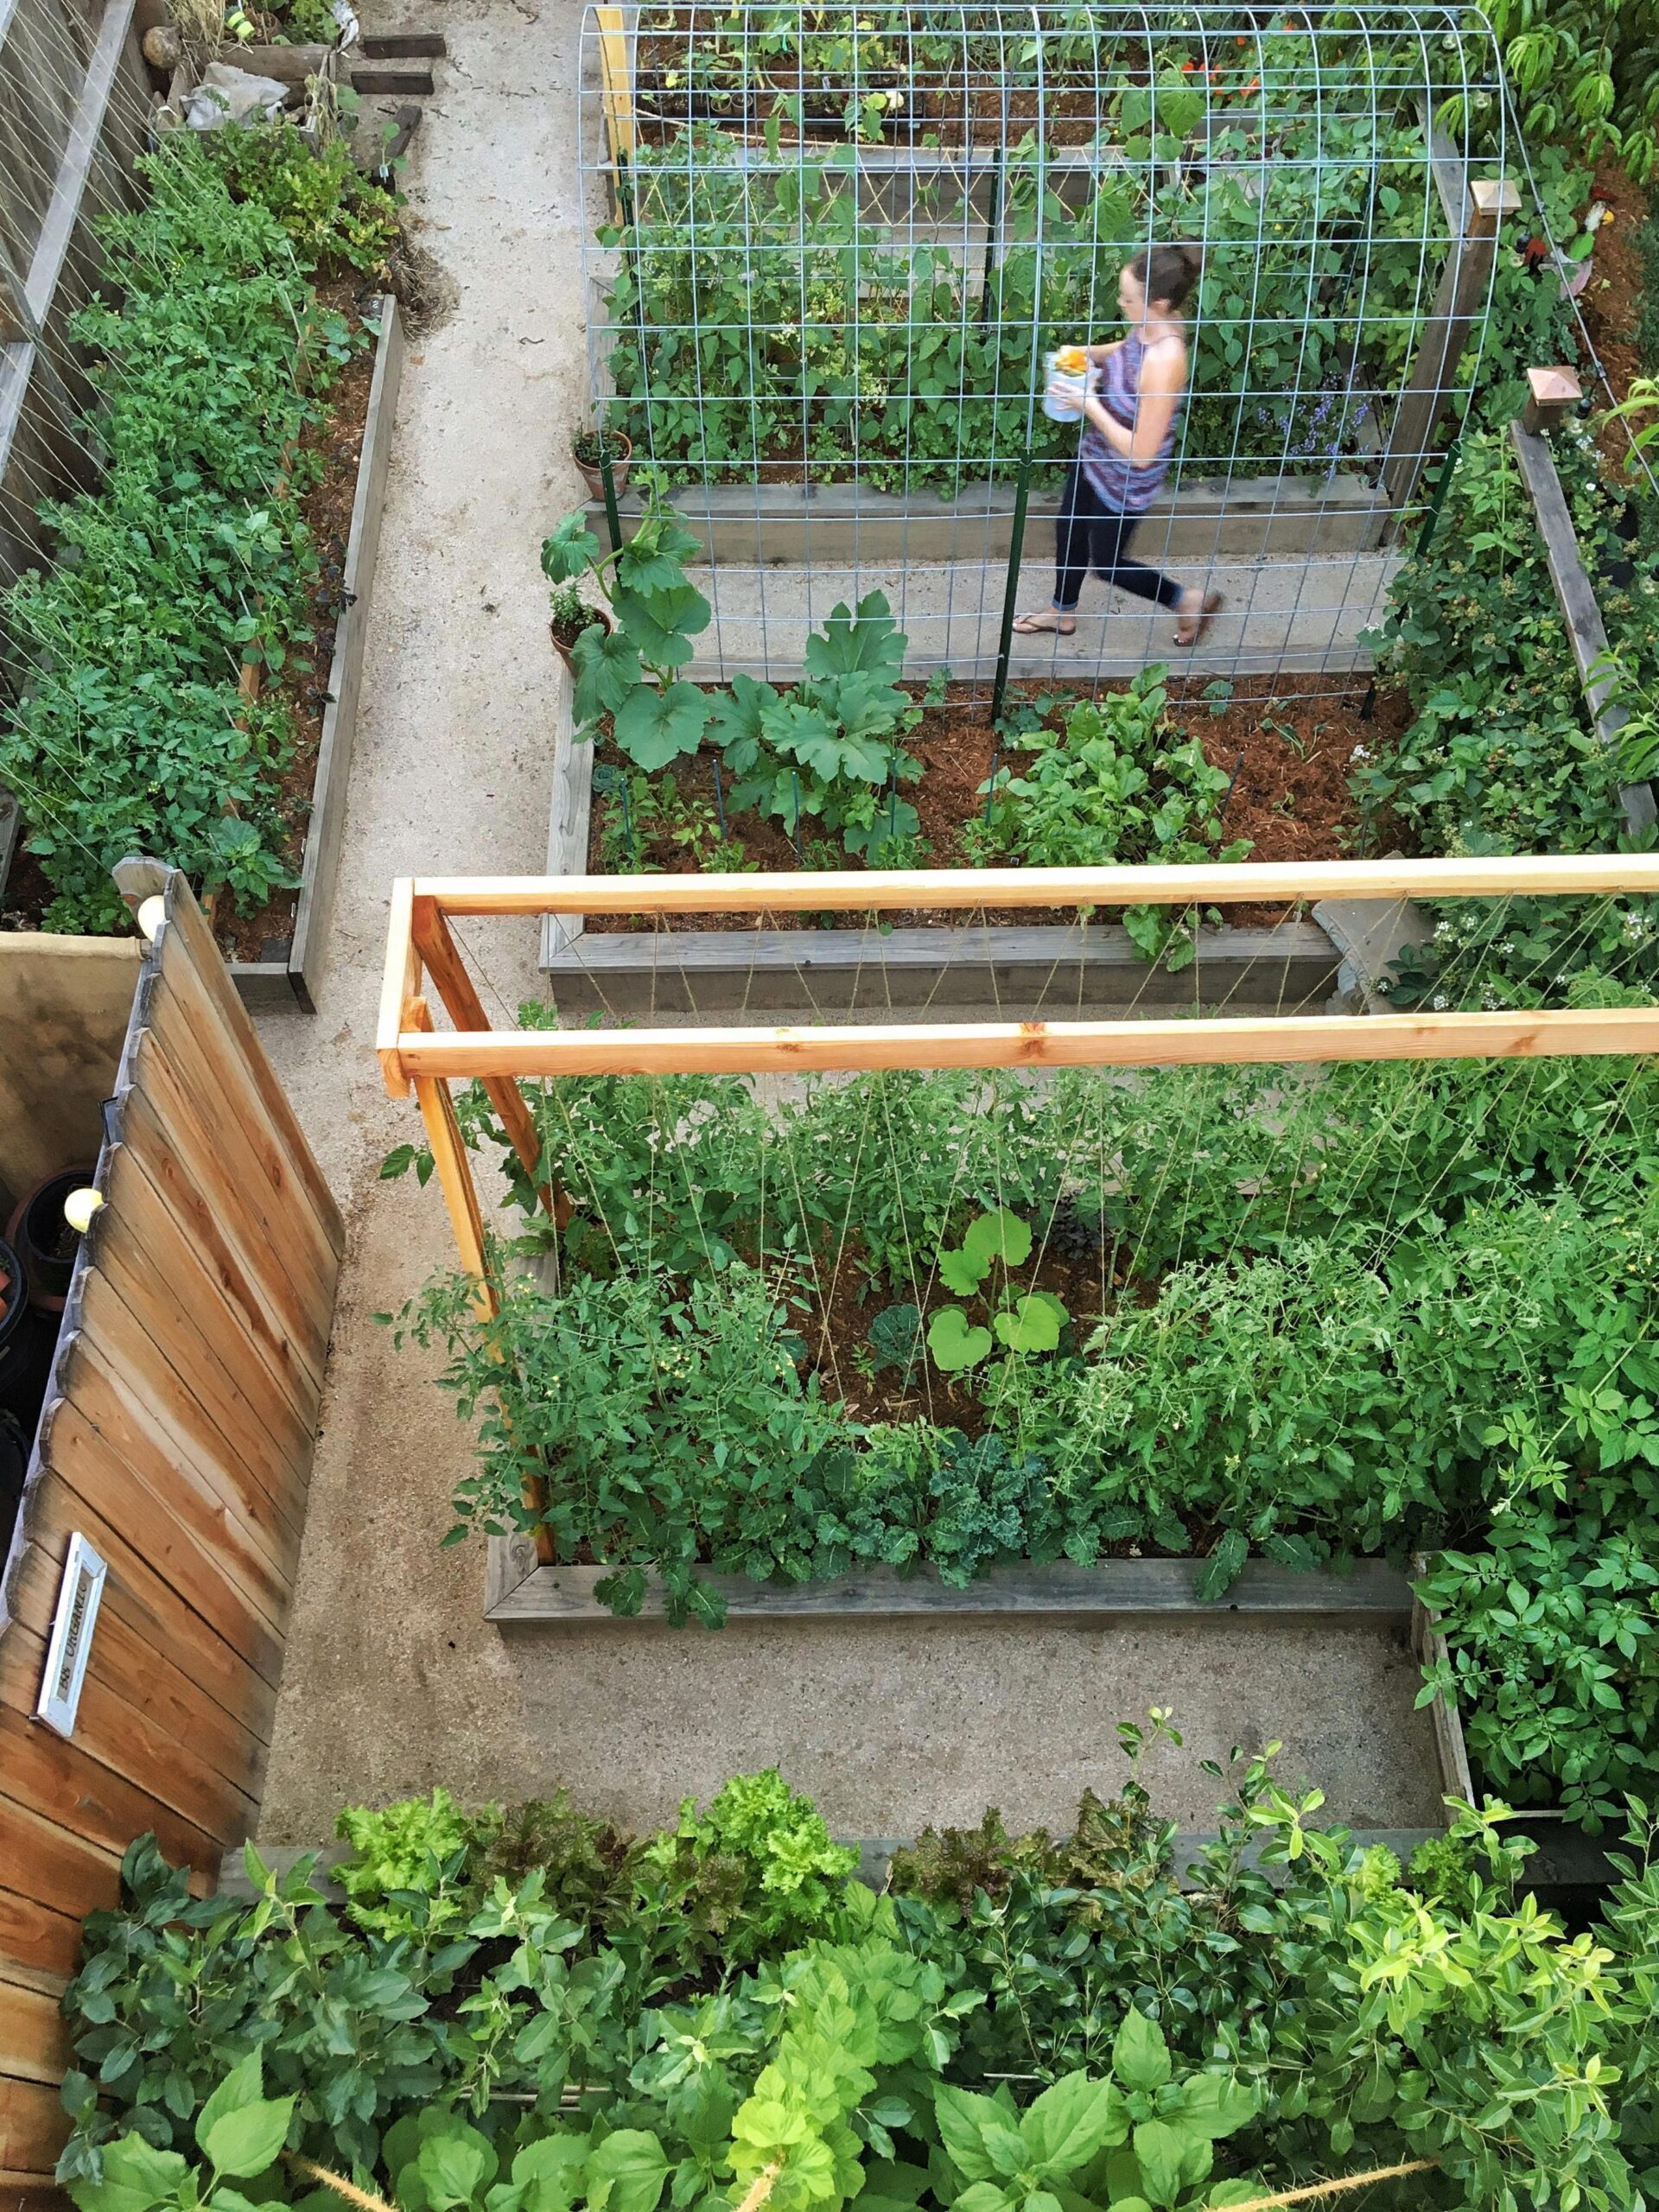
<box><xmin>63</xmin><ymin>1189</ymin><xmax>104</xmax><ymax>1234</ymax></box>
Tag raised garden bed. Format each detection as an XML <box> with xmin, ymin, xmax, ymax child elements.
<box><xmin>2</xmin><ymin>297</ymin><xmax>401</xmax><ymax>1002</ymax></box>
<box><xmin>542</xmin><ymin>671</ymin><xmax>1402</xmax><ymax>1012</ymax></box>
<box><xmin>230</xmin><ymin>295</ymin><xmax>404</xmax><ymax>1011</ymax></box>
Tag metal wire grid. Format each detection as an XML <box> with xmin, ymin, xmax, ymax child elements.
<box><xmin>576</xmin><ymin>2</ymin><xmax>1504</xmax><ymax>699</ymax></box>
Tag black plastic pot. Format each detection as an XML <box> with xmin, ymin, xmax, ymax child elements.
<box><xmin>0</xmin><ymin>1408</ymin><xmax>27</xmax><ymax>1554</ymax></box>
<box><xmin>5</xmin><ymin>1166</ymin><xmax>93</xmax><ymax>1314</ymax></box>
<box><xmin>0</xmin><ymin>1233</ymin><xmax>60</xmax><ymax>1442</ymax></box>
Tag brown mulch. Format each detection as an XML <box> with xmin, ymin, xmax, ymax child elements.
<box><xmin>216</xmin><ymin>290</ymin><xmax>378</xmax><ymax>964</ymax></box>
<box><xmin>586</xmin><ymin>670</ymin><xmax>1405</xmax><ymax>933</ymax></box>
<box><xmin>1579</xmin><ymin>167</ymin><xmax>1650</xmax><ymax>474</ymax></box>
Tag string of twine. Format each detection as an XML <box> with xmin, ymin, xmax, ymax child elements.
<box><xmin>284</xmin><ymin>2152</ymin><xmax>400</xmax><ymax>2212</ymax></box>
<box><xmin>1217</xmin><ymin>2158</ymin><xmax>1439</xmax><ymax>2210</ymax></box>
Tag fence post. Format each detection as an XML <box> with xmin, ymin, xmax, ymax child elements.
<box><xmin>599</xmin><ymin>441</ymin><xmax>624</xmax><ymax>555</ymax></box>
<box><xmin>978</xmin><ymin>145</ymin><xmax>1003</xmax><ymax>326</ymax></box>
<box><xmin>595</xmin><ymin>4</ymin><xmax>636</xmax><ymax>199</ymax></box>
<box><xmin>1509</xmin><ymin>366</ymin><xmax>1656</xmax><ymax>836</ymax></box>
<box><xmin>988</xmin><ymin>454</ymin><xmax>1033</xmax><ymax>726</ymax></box>
<box><xmin>1376</xmin><ymin>175</ymin><xmax>1520</xmax><ymax>541</ymax></box>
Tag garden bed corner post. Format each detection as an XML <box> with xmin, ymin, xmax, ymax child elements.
<box><xmin>378</xmin><ymin>880</ymin><xmax>559</xmax><ymax>1566</ymax></box>
<box><xmin>1376</xmin><ymin>175</ymin><xmax>1520</xmax><ymax>542</ymax></box>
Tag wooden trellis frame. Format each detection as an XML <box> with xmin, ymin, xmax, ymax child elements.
<box><xmin>379</xmin><ymin>853</ymin><xmax>1659</xmax><ymax>1561</ymax></box>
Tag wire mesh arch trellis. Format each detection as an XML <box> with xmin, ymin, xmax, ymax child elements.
<box><xmin>576</xmin><ymin>0</ymin><xmax>1512</xmax><ymax>700</ymax></box>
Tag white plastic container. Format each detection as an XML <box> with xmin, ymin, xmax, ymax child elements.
<box><xmin>1042</xmin><ymin>348</ymin><xmax>1095</xmax><ymax>423</ymax></box>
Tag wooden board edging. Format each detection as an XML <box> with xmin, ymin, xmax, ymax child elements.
<box><xmin>232</xmin><ymin>296</ymin><xmax>404</xmax><ymax>1012</ymax></box>
<box><xmin>539</xmin><ymin>695</ymin><xmax>1343</xmax><ymax>1012</ymax></box>
<box><xmin>485</xmin><ymin>1547</ymin><xmax>1415</xmax><ymax>1624</ymax></box>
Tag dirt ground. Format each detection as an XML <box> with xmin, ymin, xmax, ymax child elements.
<box><xmin>251</xmin><ymin>0</ymin><xmax>1447</xmax><ymax>1847</ymax></box>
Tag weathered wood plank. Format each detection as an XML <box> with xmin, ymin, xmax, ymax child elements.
<box><xmin>360</xmin><ymin>29</ymin><xmax>444</xmax><ymax>56</ymax></box>
<box><xmin>71</xmin><ymin>1276</ymin><xmax>304</xmax><ymax>1585</ymax></box>
<box><xmin>55</xmin><ymin>1334</ymin><xmax>294</xmax><ymax>1631</ymax></box>
<box><xmin>26</xmin><ymin>1401</ymin><xmax>287</xmax><ymax>1686</ymax></box>
<box><xmin>124</xmin><ymin>1039</ymin><xmax>332</xmax><ymax>1385</ymax></box>
<box><xmin>543</xmin><ymin>922</ymin><xmax>1339</xmax><ymax>1014</ymax></box>
<box><xmin>420</xmin><ymin>853</ymin><xmax>1659</xmax><ymax>914</ymax></box>
<box><xmin>0</xmin><ymin>1702</ymin><xmax>222</xmax><ymax>1878</ymax></box>
<box><xmin>0</xmin><ymin>2069</ymin><xmax>70</xmax><ymax>2174</ymax></box>
<box><xmin>486</xmin><ymin>1549</ymin><xmax>1415</xmax><ymax>1624</ymax></box>
<box><xmin>20</xmin><ymin>0</ymin><xmax>140</xmax><ymax>328</ymax></box>
<box><xmin>112</xmin><ymin>1107</ymin><xmax>325</xmax><ymax>1406</ymax></box>
<box><xmin>0</xmin><ymin>1793</ymin><xmax>119</xmax><ymax>1936</ymax></box>
<box><xmin>155</xmin><ymin>884</ymin><xmax>343</xmax><ymax>1255</ymax></box>
<box><xmin>84</xmin><ymin>1201</ymin><xmax>314</xmax><ymax>1540</ymax></box>
<box><xmin>7</xmin><ymin>1538</ymin><xmax>269</xmax><ymax>1789</ymax></box>
<box><xmin>289</xmin><ymin>297</ymin><xmax>404</xmax><ymax>1006</ymax></box>
<box><xmin>0</xmin><ymin>1882</ymin><xmax>86</xmax><ymax>1980</ymax></box>
<box><xmin>0</xmin><ymin>1974</ymin><xmax>71</xmax><ymax>2087</ymax></box>
<box><xmin>1509</xmin><ymin>419</ymin><xmax>1657</xmax><ymax>836</ymax></box>
<box><xmin>0</xmin><ymin>1618</ymin><xmax>259</xmax><ymax>1844</ymax></box>
<box><xmin>131</xmin><ymin>997</ymin><xmax>337</xmax><ymax>1357</ymax></box>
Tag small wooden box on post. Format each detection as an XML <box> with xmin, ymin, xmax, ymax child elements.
<box><xmin>1509</xmin><ymin>365</ymin><xmax>1658</xmax><ymax>836</ymax></box>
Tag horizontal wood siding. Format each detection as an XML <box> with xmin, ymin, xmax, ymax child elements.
<box><xmin>0</xmin><ymin>877</ymin><xmax>342</xmax><ymax>2190</ymax></box>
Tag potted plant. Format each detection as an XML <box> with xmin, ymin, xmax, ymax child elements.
<box><xmin>546</xmin><ymin>579</ymin><xmax>613</xmax><ymax>676</ymax></box>
<box><xmin>572</xmin><ymin>426</ymin><xmax>632</xmax><ymax>500</ymax></box>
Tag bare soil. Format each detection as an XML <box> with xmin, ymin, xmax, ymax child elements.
<box><xmin>586</xmin><ymin>670</ymin><xmax>1409</xmax><ymax>932</ymax></box>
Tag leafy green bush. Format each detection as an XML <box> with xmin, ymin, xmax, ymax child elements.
<box><xmin>639</xmin><ymin>1770</ymin><xmax>860</xmax><ymax>1962</ymax></box>
<box><xmin>54</xmin><ymin>1749</ymin><xmax>1659</xmax><ymax>2212</ymax></box>
<box><xmin>334</xmin><ymin>1787</ymin><xmax>487</xmax><ymax>1941</ymax></box>
<box><xmin>1355</xmin><ymin>429</ymin><xmax>1638</xmax><ymax>861</ymax></box>
<box><xmin>1418</xmin><ymin>1522</ymin><xmax>1659</xmax><ymax>1830</ymax></box>
<box><xmin>205</xmin><ymin>124</ymin><xmax>400</xmax><ymax>275</ymax></box>
<box><xmin>0</xmin><ymin>132</ymin><xmax>376</xmax><ymax>931</ymax></box>
<box><xmin>972</xmin><ymin>673</ymin><xmax>1249</xmax><ymax>965</ymax></box>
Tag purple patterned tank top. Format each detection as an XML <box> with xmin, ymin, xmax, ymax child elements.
<box><xmin>1078</xmin><ymin>333</ymin><xmax>1185</xmax><ymax>513</ymax></box>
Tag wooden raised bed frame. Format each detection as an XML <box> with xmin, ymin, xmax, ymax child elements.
<box><xmin>231</xmin><ymin>295</ymin><xmax>405</xmax><ymax>1013</ymax></box>
<box><xmin>540</xmin><ymin>708</ymin><xmax>1343</xmax><ymax>1014</ymax></box>
<box><xmin>383</xmin><ymin>852</ymin><xmax>1659</xmax><ymax>1560</ymax></box>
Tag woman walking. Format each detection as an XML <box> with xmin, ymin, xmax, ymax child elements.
<box><xmin>1014</xmin><ymin>242</ymin><xmax>1223</xmax><ymax>646</ymax></box>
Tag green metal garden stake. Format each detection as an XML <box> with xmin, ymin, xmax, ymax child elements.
<box><xmin>599</xmin><ymin>440</ymin><xmax>624</xmax><ymax>556</ymax></box>
<box><xmin>978</xmin><ymin>145</ymin><xmax>1003</xmax><ymax>327</ymax></box>
<box><xmin>988</xmin><ymin>454</ymin><xmax>1033</xmax><ymax>728</ymax></box>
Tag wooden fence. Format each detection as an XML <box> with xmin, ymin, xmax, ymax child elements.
<box><xmin>0</xmin><ymin>870</ymin><xmax>343</xmax><ymax>2202</ymax></box>
<box><xmin>0</xmin><ymin>0</ymin><xmax>151</xmax><ymax>603</ymax></box>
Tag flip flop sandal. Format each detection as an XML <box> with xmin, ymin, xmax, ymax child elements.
<box><xmin>1012</xmin><ymin>613</ymin><xmax>1077</xmax><ymax>636</ymax></box>
<box><xmin>1173</xmin><ymin>589</ymin><xmax>1224</xmax><ymax>647</ymax></box>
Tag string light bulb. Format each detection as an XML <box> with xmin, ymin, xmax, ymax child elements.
<box><xmin>63</xmin><ymin>1189</ymin><xmax>104</xmax><ymax>1234</ymax></box>
<box><xmin>136</xmin><ymin>895</ymin><xmax>166</xmax><ymax>943</ymax></box>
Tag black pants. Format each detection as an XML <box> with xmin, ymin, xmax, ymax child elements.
<box><xmin>1053</xmin><ymin>461</ymin><xmax>1184</xmax><ymax>613</ymax></box>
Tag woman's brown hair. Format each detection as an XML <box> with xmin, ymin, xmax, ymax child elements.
<box><xmin>1128</xmin><ymin>241</ymin><xmax>1202</xmax><ymax>309</ymax></box>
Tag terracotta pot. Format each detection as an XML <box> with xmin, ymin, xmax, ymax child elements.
<box><xmin>574</xmin><ymin>432</ymin><xmax>632</xmax><ymax>501</ymax></box>
<box><xmin>550</xmin><ymin>601</ymin><xmax>616</xmax><ymax>677</ymax></box>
